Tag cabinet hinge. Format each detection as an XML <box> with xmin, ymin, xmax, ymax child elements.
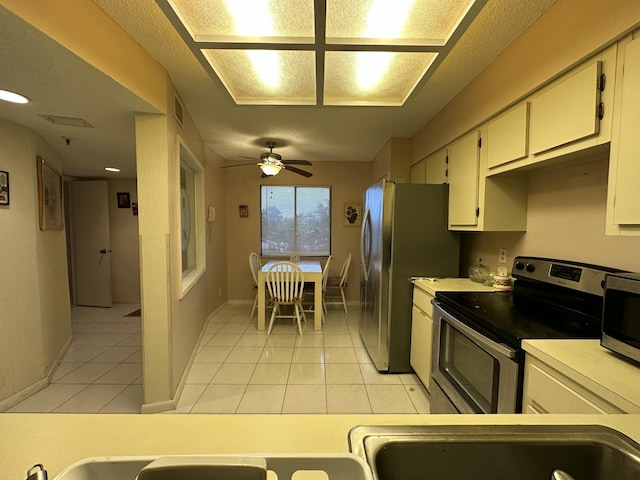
<box><xmin>478</xmin><ymin>138</ymin><xmax>482</xmax><ymax>148</ymax></box>
<box><xmin>445</xmin><ymin>169</ymin><xmax>449</xmax><ymax>178</ymax></box>
<box><xmin>598</xmin><ymin>102</ymin><xmax>605</xmax><ymax>120</ymax></box>
<box><xmin>476</xmin><ymin>207</ymin><xmax>480</xmax><ymax>217</ymax></box>
<box><xmin>599</xmin><ymin>73</ymin><xmax>606</xmax><ymax>92</ymax></box>
<box><xmin>445</xmin><ymin>155</ymin><xmax>449</xmax><ymax>164</ymax></box>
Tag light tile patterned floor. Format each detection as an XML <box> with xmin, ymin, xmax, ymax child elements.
<box><xmin>7</xmin><ymin>303</ymin><xmax>431</xmax><ymax>415</ymax></box>
<box><xmin>8</xmin><ymin>304</ymin><xmax>143</xmax><ymax>414</ymax></box>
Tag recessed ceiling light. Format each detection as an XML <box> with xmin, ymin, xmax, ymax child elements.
<box><xmin>105</xmin><ymin>167</ymin><xmax>121</xmax><ymax>172</ymax></box>
<box><xmin>0</xmin><ymin>89</ymin><xmax>30</xmax><ymax>104</ymax></box>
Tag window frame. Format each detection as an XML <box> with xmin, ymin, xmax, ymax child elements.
<box><xmin>260</xmin><ymin>184</ymin><xmax>332</xmax><ymax>258</ymax></box>
<box><xmin>175</xmin><ymin>135</ymin><xmax>206</xmax><ymax>299</ymax></box>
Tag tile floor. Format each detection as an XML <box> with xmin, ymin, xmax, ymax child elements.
<box><xmin>7</xmin><ymin>303</ymin><xmax>431</xmax><ymax>415</ymax></box>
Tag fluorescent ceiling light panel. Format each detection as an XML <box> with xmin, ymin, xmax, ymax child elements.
<box><xmin>161</xmin><ymin>0</ymin><xmax>484</xmax><ymax>106</ymax></box>
<box><xmin>325</xmin><ymin>51</ymin><xmax>437</xmax><ymax>106</ymax></box>
<box><xmin>203</xmin><ymin>49</ymin><xmax>316</xmax><ymax>105</ymax></box>
<box><xmin>326</xmin><ymin>0</ymin><xmax>476</xmax><ymax>45</ymax></box>
<box><xmin>169</xmin><ymin>0</ymin><xmax>315</xmax><ymax>43</ymax></box>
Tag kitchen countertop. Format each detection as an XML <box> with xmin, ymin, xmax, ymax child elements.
<box><xmin>2</xmin><ymin>413</ymin><xmax>640</xmax><ymax>478</ymax></box>
<box><xmin>523</xmin><ymin>339</ymin><xmax>640</xmax><ymax>411</ymax></box>
<box><xmin>413</xmin><ymin>277</ymin><xmax>497</xmax><ymax>296</ymax></box>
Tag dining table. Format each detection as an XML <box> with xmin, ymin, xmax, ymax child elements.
<box><xmin>257</xmin><ymin>259</ymin><xmax>323</xmax><ymax>331</ymax></box>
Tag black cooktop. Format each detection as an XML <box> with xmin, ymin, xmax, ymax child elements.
<box><xmin>435</xmin><ymin>290</ymin><xmax>603</xmax><ymax>348</ymax></box>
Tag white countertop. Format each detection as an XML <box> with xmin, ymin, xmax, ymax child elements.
<box><xmin>2</xmin><ymin>413</ymin><xmax>640</xmax><ymax>478</ymax></box>
<box><xmin>413</xmin><ymin>277</ymin><xmax>497</xmax><ymax>296</ymax></box>
<box><xmin>523</xmin><ymin>339</ymin><xmax>640</xmax><ymax>411</ymax></box>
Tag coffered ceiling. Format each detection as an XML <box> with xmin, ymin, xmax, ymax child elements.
<box><xmin>0</xmin><ymin>0</ymin><xmax>557</xmax><ymax>177</ymax></box>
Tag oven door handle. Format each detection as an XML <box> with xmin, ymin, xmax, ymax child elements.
<box><xmin>435</xmin><ymin>302</ymin><xmax>518</xmax><ymax>359</ymax></box>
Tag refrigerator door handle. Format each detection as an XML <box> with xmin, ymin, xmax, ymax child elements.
<box><xmin>360</xmin><ymin>206</ymin><xmax>372</xmax><ymax>282</ymax></box>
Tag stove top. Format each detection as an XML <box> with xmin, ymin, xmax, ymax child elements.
<box><xmin>435</xmin><ymin>290</ymin><xmax>602</xmax><ymax>348</ymax></box>
<box><xmin>434</xmin><ymin>257</ymin><xmax>625</xmax><ymax>348</ymax></box>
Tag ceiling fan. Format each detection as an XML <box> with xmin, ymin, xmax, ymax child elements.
<box><xmin>223</xmin><ymin>141</ymin><xmax>313</xmax><ymax>177</ymax></box>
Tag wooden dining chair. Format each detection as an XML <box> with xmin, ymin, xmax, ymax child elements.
<box><xmin>249</xmin><ymin>252</ymin><xmax>262</xmax><ymax>319</ymax></box>
<box><xmin>325</xmin><ymin>252</ymin><xmax>351</xmax><ymax>315</ymax></box>
<box><xmin>265</xmin><ymin>261</ymin><xmax>306</xmax><ymax>335</ymax></box>
<box><xmin>304</xmin><ymin>255</ymin><xmax>332</xmax><ymax>324</ymax></box>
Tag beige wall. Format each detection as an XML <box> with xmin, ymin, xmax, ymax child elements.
<box><xmin>107</xmin><ymin>178</ymin><xmax>140</xmax><ymax>303</ymax></box>
<box><xmin>460</xmin><ymin>159</ymin><xmax>640</xmax><ymax>275</ymax></box>
<box><xmin>225</xmin><ymin>161</ymin><xmax>371</xmax><ymax>304</ymax></box>
<box><xmin>371</xmin><ymin>138</ymin><xmax>411</xmax><ymax>183</ymax></box>
<box><xmin>0</xmin><ymin>119</ymin><xmax>71</xmax><ymax>408</ymax></box>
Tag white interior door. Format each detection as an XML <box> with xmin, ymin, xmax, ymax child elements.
<box><xmin>72</xmin><ymin>180</ymin><xmax>112</xmax><ymax>307</ymax></box>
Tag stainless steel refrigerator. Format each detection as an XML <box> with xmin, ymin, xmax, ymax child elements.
<box><xmin>359</xmin><ymin>180</ymin><xmax>459</xmax><ymax>372</ymax></box>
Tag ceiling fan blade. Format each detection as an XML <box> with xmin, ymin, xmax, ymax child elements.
<box><xmin>282</xmin><ymin>159</ymin><xmax>312</xmax><ymax>166</ymax></box>
<box><xmin>221</xmin><ymin>162</ymin><xmax>256</xmax><ymax>169</ymax></box>
<box><xmin>285</xmin><ymin>165</ymin><xmax>313</xmax><ymax>177</ymax></box>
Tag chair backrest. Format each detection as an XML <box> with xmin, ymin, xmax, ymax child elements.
<box><xmin>266</xmin><ymin>261</ymin><xmax>305</xmax><ymax>302</ymax></box>
<box><xmin>249</xmin><ymin>252</ymin><xmax>261</xmax><ymax>287</ymax></box>
<box><xmin>322</xmin><ymin>255</ymin><xmax>332</xmax><ymax>290</ymax></box>
<box><xmin>339</xmin><ymin>252</ymin><xmax>352</xmax><ymax>286</ymax></box>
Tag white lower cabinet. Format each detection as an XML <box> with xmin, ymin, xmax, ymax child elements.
<box><xmin>522</xmin><ymin>355</ymin><xmax>627</xmax><ymax>414</ymax></box>
<box><xmin>410</xmin><ymin>286</ymin><xmax>435</xmax><ymax>392</ymax></box>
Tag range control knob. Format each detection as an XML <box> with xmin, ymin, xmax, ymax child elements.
<box><xmin>525</xmin><ymin>263</ymin><xmax>536</xmax><ymax>273</ymax></box>
<box><xmin>515</xmin><ymin>261</ymin><xmax>525</xmax><ymax>270</ymax></box>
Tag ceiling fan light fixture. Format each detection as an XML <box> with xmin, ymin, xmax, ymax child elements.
<box><xmin>259</xmin><ymin>162</ymin><xmax>282</xmax><ymax>176</ymax></box>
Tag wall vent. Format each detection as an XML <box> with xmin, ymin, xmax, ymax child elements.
<box><xmin>38</xmin><ymin>114</ymin><xmax>94</xmax><ymax>128</ymax></box>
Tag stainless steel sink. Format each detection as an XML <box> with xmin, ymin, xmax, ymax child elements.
<box><xmin>348</xmin><ymin>425</ymin><xmax>640</xmax><ymax>480</ymax></box>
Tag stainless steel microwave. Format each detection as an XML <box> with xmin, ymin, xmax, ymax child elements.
<box><xmin>601</xmin><ymin>272</ymin><xmax>640</xmax><ymax>364</ymax></box>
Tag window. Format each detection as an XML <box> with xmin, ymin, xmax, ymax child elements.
<box><xmin>261</xmin><ymin>185</ymin><xmax>331</xmax><ymax>257</ymax></box>
<box><xmin>176</xmin><ymin>136</ymin><xmax>205</xmax><ymax>298</ymax></box>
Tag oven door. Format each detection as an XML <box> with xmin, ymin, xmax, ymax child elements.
<box><xmin>431</xmin><ymin>301</ymin><xmax>521</xmax><ymax>414</ymax></box>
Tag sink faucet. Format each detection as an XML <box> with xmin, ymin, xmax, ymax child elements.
<box><xmin>552</xmin><ymin>470</ymin><xmax>575</xmax><ymax>480</ymax></box>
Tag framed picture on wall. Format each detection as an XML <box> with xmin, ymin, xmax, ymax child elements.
<box><xmin>117</xmin><ymin>192</ymin><xmax>131</xmax><ymax>208</ymax></box>
<box><xmin>0</xmin><ymin>170</ymin><xmax>9</xmax><ymax>205</ymax></box>
<box><xmin>344</xmin><ymin>202</ymin><xmax>361</xmax><ymax>226</ymax></box>
<box><xmin>37</xmin><ymin>156</ymin><xmax>64</xmax><ymax>230</ymax></box>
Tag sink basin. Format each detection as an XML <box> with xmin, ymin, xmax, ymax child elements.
<box><xmin>349</xmin><ymin>425</ymin><xmax>640</xmax><ymax>480</ymax></box>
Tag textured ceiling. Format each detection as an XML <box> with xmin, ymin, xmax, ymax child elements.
<box><xmin>0</xmin><ymin>0</ymin><xmax>557</xmax><ymax>177</ymax></box>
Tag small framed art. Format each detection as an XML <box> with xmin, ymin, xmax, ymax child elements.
<box><xmin>0</xmin><ymin>170</ymin><xmax>9</xmax><ymax>205</ymax></box>
<box><xmin>117</xmin><ymin>192</ymin><xmax>131</xmax><ymax>208</ymax></box>
<box><xmin>37</xmin><ymin>156</ymin><xmax>64</xmax><ymax>230</ymax></box>
<box><xmin>344</xmin><ymin>202</ymin><xmax>361</xmax><ymax>226</ymax></box>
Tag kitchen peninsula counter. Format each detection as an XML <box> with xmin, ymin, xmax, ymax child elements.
<box><xmin>2</xmin><ymin>413</ymin><xmax>640</xmax><ymax>478</ymax></box>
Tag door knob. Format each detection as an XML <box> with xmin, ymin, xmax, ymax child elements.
<box><xmin>99</xmin><ymin>249</ymin><xmax>111</xmax><ymax>254</ymax></box>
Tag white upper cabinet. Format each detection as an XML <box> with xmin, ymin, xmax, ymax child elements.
<box><xmin>529</xmin><ymin>61</ymin><xmax>603</xmax><ymax>155</ymax></box>
<box><xmin>448</xmin><ymin>130</ymin><xmax>480</xmax><ymax>228</ymax></box>
<box><xmin>411</xmin><ymin>148</ymin><xmax>448</xmax><ymax>185</ymax></box>
<box><xmin>425</xmin><ymin>148</ymin><xmax>448</xmax><ymax>184</ymax></box>
<box><xmin>607</xmin><ymin>34</ymin><xmax>640</xmax><ymax>235</ymax></box>
<box><xmin>485</xmin><ymin>44</ymin><xmax>616</xmax><ymax>176</ymax></box>
<box><xmin>448</xmin><ymin>128</ymin><xmax>528</xmax><ymax>232</ymax></box>
<box><xmin>487</xmin><ymin>102</ymin><xmax>530</xmax><ymax>169</ymax></box>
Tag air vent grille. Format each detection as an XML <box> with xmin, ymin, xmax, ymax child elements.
<box><xmin>38</xmin><ymin>114</ymin><xmax>94</xmax><ymax>128</ymax></box>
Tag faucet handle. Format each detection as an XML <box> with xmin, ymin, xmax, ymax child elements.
<box><xmin>26</xmin><ymin>464</ymin><xmax>48</xmax><ymax>480</ymax></box>
<box><xmin>552</xmin><ymin>470</ymin><xmax>575</xmax><ymax>480</ymax></box>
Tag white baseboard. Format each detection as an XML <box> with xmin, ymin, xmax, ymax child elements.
<box><xmin>0</xmin><ymin>335</ymin><xmax>74</xmax><ymax>412</ymax></box>
<box><xmin>141</xmin><ymin>399</ymin><xmax>176</xmax><ymax>414</ymax></box>
<box><xmin>0</xmin><ymin>378</ymin><xmax>49</xmax><ymax>412</ymax></box>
